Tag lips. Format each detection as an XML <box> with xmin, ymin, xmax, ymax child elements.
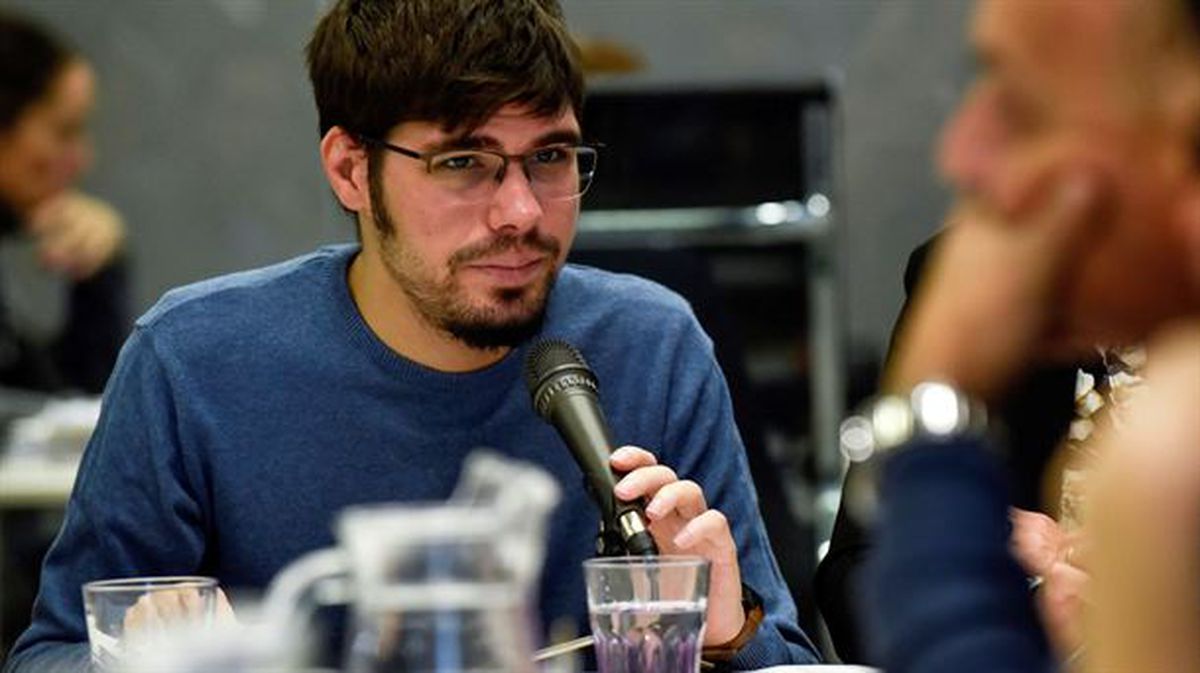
<box><xmin>461</xmin><ymin>255</ymin><xmax>548</xmax><ymax>286</ymax></box>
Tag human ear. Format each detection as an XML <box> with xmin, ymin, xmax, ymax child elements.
<box><xmin>319</xmin><ymin>126</ymin><xmax>370</xmax><ymax>213</ymax></box>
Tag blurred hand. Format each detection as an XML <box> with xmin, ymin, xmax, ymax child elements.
<box><xmin>611</xmin><ymin>445</ymin><xmax>745</xmax><ymax>646</ymax></box>
<box><xmin>123</xmin><ymin>587</ymin><xmax>236</xmax><ymax>635</ymax></box>
<box><xmin>1010</xmin><ymin>508</ymin><xmax>1068</xmax><ymax>577</ymax></box>
<box><xmin>1038</xmin><ymin>559</ymin><xmax>1089</xmax><ymax>659</ymax></box>
<box><xmin>27</xmin><ymin>191</ymin><xmax>125</xmax><ymax>280</ymax></box>
<box><xmin>1009</xmin><ymin>508</ymin><xmax>1090</xmax><ymax>658</ymax></box>
<box><xmin>885</xmin><ymin>165</ymin><xmax>1101</xmax><ymax>401</ymax></box>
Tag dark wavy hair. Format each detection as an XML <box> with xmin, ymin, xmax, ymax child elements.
<box><xmin>305</xmin><ymin>0</ymin><xmax>583</xmax><ymax>140</ymax></box>
<box><xmin>0</xmin><ymin>12</ymin><xmax>75</xmax><ymax>131</ymax></box>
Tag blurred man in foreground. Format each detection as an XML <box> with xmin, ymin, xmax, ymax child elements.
<box><xmin>855</xmin><ymin>1</ymin><xmax>1200</xmax><ymax>671</ymax></box>
<box><xmin>4</xmin><ymin>2</ymin><xmax>818</xmax><ymax>671</ymax></box>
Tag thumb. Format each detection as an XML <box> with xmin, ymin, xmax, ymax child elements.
<box><xmin>215</xmin><ymin>589</ymin><xmax>238</xmax><ymax>624</ymax></box>
<box><xmin>1033</xmin><ymin>172</ymin><xmax>1100</xmax><ymax>260</ymax></box>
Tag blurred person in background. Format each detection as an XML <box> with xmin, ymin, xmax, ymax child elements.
<box><xmin>0</xmin><ymin>11</ymin><xmax>129</xmax><ymax>396</ymax></box>
<box><xmin>852</xmin><ymin>0</ymin><xmax>1200</xmax><ymax>671</ymax></box>
<box><xmin>0</xmin><ymin>10</ymin><xmax>131</xmax><ymax>659</ymax></box>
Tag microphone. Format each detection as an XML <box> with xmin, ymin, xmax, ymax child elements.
<box><xmin>524</xmin><ymin>339</ymin><xmax>658</xmax><ymax>556</ymax></box>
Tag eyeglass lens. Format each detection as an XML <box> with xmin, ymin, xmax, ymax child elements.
<box><xmin>425</xmin><ymin>146</ymin><xmax>597</xmax><ymax>202</ymax></box>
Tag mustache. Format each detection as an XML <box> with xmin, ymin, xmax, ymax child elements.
<box><xmin>449</xmin><ymin>229</ymin><xmax>561</xmax><ymax>269</ymax></box>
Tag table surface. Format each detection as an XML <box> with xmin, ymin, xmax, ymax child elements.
<box><xmin>758</xmin><ymin>662</ymin><xmax>883</xmax><ymax>667</ymax></box>
<box><xmin>0</xmin><ymin>457</ymin><xmax>77</xmax><ymax>507</ymax></box>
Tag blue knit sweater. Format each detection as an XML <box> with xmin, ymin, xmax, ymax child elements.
<box><xmin>5</xmin><ymin>244</ymin><xmax>818</xmax><ymax>672</ymax></box>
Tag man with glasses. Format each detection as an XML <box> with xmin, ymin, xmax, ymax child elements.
<box><xmin>4</xmin><ymin>1</ymin><xmax>819</xmax><ymax>671</ymax></box>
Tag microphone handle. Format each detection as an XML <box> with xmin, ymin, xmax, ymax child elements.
<box><xmin>549</xmin><ymin>390</ymin><xmax>658</xmax><ymax>556</ymax></box>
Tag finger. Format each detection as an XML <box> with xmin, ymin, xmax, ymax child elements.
<box><xmin>126</xmin><ymin>593</ymin><xmax>172</xmax><ymax>636</ymax></box>
<box><xmin>989</xmin><ymin>140</ymin><xmax>1098</xmax><ymax>218</ymax></box>
<box><xmin>215</xmin><ymin>589</ymin><xmax>237</xmax><ymax>624</ymax></box>
<box><xmin>672</xmin><ymin>508</ymin><xmax>733</xmax><ymax>552</ymax></box>
<box><xmin>645</xmin><ymin>480</ymin><xmax>706</xmax><ymax>521</ymax></box>
<box><xmin>151</xmin><ymin>590</ymin><xmax>186</xmax><ymax>623</ymax></box>
<box><xmin>178</xmin><ymin>588</ymin><xmax>203</xmax><ymax>620</ymax></box>
<box><xmin>26</xmin><ymin>196</ymin><xmax>68</xmax><ymax>234</ymax></box>
<box><xmin>613</xmin><ymin>464</ymin><xmax>676</xmax><ymax>501</ymax></box>
<box><xmin>36</xmin><ymin>220</ymin><xmax>92</xmax><ymax>274</ymax></box>
<box><xmin>54</xmin><ymin>230</ymin><xmax>101</xmax><ymax>279</ymax></box>
<box><xmin>1033</xmin><ymin>171</ymin><xmax>1098</xmax><ymax>254</ymax></box>
<box><xmin>124</xmin><ymin>594</ymin><xmax>155</xmax><ymax>632</ymax></box>
<box><xmin>609</xmin><ymin>445</ymin><xmax>657</xmax><ymax>472</ymax></box>
<box><xmin>67</xmin><ymin>205</ymin><xmax>123</xmax><ymax>278</ymax></box>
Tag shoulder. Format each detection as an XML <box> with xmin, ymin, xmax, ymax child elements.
<box><xmin>128</xmin><ymin>245</ymin><xmax>354</xmax><ymax>367</ymax></box>
<box><xmin>137</xmin><ymin>245</ymin><xmax>350</xmax><ymax>331</ymax></box>
<box><xmin>550</xmin><ymin>264</ymin><xmax>698</xmax><ymax>330</ymax></box>
<box><xmin>543</xmin><ymin>264</ymin><xmax>717</xmax><ymax>381</ymax></box>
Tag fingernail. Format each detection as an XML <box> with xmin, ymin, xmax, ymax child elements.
<box><xmin>645</xmin><ymin>502</ymin><xmax>666</xmax><ymax>519</ymax></box>
<box><xmin>614</xmin><ymin>478</ymin><xmax>633</xmax><ymax>499</ymax></box>
<box><xmin>610</xmin><ymin>447</ymin><xmax>632</xmax><ymax>462</ymax></box>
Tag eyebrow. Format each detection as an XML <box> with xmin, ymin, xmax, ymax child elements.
<box><xmin>423</xmin><ymin>128</ymin><xmax>583</xmax><ymax>155</ymax></box>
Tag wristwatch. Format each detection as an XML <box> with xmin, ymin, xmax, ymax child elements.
<box><xmin>701</xmin><ymin>584</ymin><xmax>765</xmax><ymax>664</ymax></box>
<box><xmin>838</xmin><ymin>381</ymin><xmax>990</xmax><ymax>521</ymax></box>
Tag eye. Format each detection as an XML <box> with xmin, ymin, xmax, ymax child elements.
<box><xmin>531</xmin><ymin>146</ymin><xmax>570</xmax><ymax>165</ymax></box>
<box><xmin>432</xmin><ymin>152</ymin><xmax>484</xmax><ymax>172</ymax></box>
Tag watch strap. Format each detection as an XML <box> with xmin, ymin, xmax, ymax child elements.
<box><xmin>701</xmin><ymin>584</ymin><xmax>765</xmax><ymax>662</ymax></box>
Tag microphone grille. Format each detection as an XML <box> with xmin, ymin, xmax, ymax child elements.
<box><xmin>523</xmin><ymin>338</ymin><xmax>590</xmax><ymax>394</ymax></box>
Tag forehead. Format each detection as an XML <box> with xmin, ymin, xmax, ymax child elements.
<box><xmin>395</xmin><ymin>104</ymin><xmax>580</xmax><ymax>148</ymax></box>
<box><xmin>973</xmin><ymin>0</ymin><xmax>1138</xmax><ymax>111</ymax></box>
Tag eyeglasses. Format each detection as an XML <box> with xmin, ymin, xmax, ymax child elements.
<box><xmin>358</xmin><ymin>135</ymin><xmax>600</xmax><ymax>204</ymax></box>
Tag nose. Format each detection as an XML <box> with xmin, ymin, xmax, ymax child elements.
<box><xmin>938</xmin><ymin>83</ymin><xmax>1005</xmax><ymax>197</ymax></box>
<box><xmin>487</xmin><ymin>160</ymin><xmax>543</xmax><ymax>234</ymax></box>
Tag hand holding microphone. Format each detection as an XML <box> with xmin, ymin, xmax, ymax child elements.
<box><xmin>524</xmin><ymin>339</ymin><xmax>749</xmax><ymax>646</ymax></box>
<box><xmin>524</xmin><ymin>339</ymin><xmax>657</xmax><ymax>556</ymax></box>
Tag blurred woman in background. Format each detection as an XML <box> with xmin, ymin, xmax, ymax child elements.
<box><xmin>0</xmin><ymin>11</ymin><xmax>128</xmax><ymax>395</ymax></box>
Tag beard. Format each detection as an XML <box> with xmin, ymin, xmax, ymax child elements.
<box><xmin>369</xmin><ymin>168</ymin><xmax>561</xmax><ymax>351</ymax></box>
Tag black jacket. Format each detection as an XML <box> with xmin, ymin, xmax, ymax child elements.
<box><xmin>0</xmin><ymin>202</ymin><xmax>129</xmax><ymax>394</ymax></box>
<box><xmin>813</xmin><ymin>236</ymin><xmax>1080</xmax><ymax>664</ymax></box>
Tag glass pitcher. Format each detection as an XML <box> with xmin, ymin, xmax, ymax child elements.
<box><xmin>261</xmin><ymin>450</ymin><xmax>562</xmax><ymax>673</ymax></box>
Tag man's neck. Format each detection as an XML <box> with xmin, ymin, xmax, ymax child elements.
<box><xmin>347</xmin><ymin>248</ymin><xmax>510</xmax><ymax>373</ymax></box>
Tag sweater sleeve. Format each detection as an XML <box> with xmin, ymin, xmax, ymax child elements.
<box><xmin>663</xmin><ymin>335</ymin><xmax>821</xmax><ymax>668</ymax></box>
<box><xmin>4</xmin><ymin>326</ymin><xmax>209</xmax><ymax>673</ymax></box>
<box><xmin>863</xmin><ymin>439</ymin><xmax>1055</xmax><ymax>673</ymax></box>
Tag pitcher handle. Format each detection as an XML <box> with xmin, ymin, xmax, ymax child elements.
<box><xmin>261</xmin><ymin>547</ymin><xmax>352</xmax><ymax>635</ymax></box>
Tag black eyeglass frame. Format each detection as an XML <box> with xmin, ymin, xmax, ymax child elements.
<box><xmin>355</xmin><ymin>133</ymin><xmax>603</xmax><ymax>200</ymax></box>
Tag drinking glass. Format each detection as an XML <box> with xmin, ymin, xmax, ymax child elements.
<box><xmin>583</xmin><ymin>557</ymin><xmax>710</xmax><ymax>673</ymax></box>
<box><xmin>82</xmin><ymin>576</ymin><xmax>218</xmax><ymax>670</ymax></box>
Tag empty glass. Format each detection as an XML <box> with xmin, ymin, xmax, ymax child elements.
<box><xmin>82</xmin><ymin>576</ymin><xmax>218</xmax><ymax>670</ymax></box>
